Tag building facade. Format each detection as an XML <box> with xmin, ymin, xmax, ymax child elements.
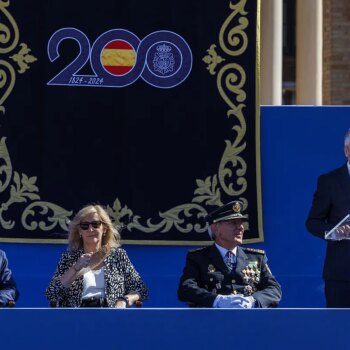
<box><xmin>262</xmin><ymin>0</ymin><xmax>350</xmax><ymax>105</ymax></box>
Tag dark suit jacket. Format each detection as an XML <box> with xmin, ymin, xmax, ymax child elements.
<box><xmin>0</xmin><ymin>250</ymin><xmax>19</xmax><ymax>307</ymax></box>
<box><xmin>306</xmin><ymin>163</ymin><xmax>350</xmax><ymax>280</ymax></box>
<box><xmin>177</xmin><ymin>244</ymin><xmax>282</xmax><ymax>308</ymax></box>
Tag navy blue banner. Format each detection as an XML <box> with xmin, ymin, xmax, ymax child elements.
<box><xmin>0</xmin><ymin>0</ymin><xmax>261</xmax><ymax>244</ymax></box>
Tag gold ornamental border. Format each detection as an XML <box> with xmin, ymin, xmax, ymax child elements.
<box><xmin>0</xmin><ymin>0</ymin><xmax>263</xmax><ymax>245</ymax></box>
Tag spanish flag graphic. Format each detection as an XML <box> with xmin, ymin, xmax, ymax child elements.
<box><xmin>101</xmin><ymin>40</ymin><xmax>136</xmax><ymax>75</ymax></box>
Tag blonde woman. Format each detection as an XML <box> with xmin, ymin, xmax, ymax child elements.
<box><xmin>46</xmin><ymin>204</ymin><xmax>148</xmax><ymax>307</ymax></box>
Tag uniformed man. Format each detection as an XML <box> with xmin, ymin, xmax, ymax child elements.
<box><xmin>177</xmin><ymin>200</ymin><xmax>282</xmax><ymax>308</ymax></box>
<box><xmin>0</xmin><ymin>249</ymin><xmax>19</xmax><ymax>307</ymax></box>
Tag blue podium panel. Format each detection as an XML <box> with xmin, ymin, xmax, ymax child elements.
<box><xmin>0</xmin><ymin>309</ymin><xmax>348</xmax><ymax>350</ymax></box>
<box><xmin>2</xmin><ymin>106</ymin><xmax>350</xmax><ymax>308</ymax></box>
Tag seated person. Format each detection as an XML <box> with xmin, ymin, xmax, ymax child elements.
<box><xmin>177</xmin><ymin>200</ymin><xmax>282</xmax><ymax>308</ymax></box>
<box><xmin>45</xmin><ymin>204</ymin><xmax>148</xmax><ymax>307</ymax></box>
<box><xmin>0</xmin><ymin>249</ymin><xmax>19</xmax><ymax>307</ymax></box>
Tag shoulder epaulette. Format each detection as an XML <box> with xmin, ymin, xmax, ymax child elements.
<box><xmin>243</xmin><ymin>247</ymin><xmax>265</xmax><ymax>255</ymax></box>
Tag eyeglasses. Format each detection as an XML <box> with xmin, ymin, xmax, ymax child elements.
<box><xmin>79</xmin><ymin>220</ymin><xmax>103</xmax><ymax>230</ymax></box>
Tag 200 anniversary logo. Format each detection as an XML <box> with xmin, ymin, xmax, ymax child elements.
<box><xmin>47</xmin><ymin>28</ymin><xmax>193</xmax><ymax>89</ymax></box>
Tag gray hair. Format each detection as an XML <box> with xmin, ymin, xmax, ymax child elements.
<box><xmin>345</xmin><ymin>129</ymin><xmax>350</xmax><ymax>146</ymax></box>
<box><xmin>207</xmin><ymin>226</ymin><xmax>213</xmax><ymax>240</ymax></box>
<box><xmin>207</xmin><ymin>226</ymin><xmax>216</xmax><ymax>240</ymax></box>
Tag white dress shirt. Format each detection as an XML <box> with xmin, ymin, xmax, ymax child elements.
<box><xmin>214</xmin><ymin>243</ymin><xmax>237</xmax><ymax>261</ymax></box>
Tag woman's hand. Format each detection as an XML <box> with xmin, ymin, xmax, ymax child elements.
<box><xmin>73</xmin><ymin>253</ymin><xmax>93</xmax><ymax>272</ymax></box>
<box><xmin>115</xmin><ymin>299</ymin><xmax>128</xmax><ymax>308</ymax></box>
<box><xmin>115</xmin><ymin>292</ymin><xmax>141</xmax><ymax>308</ymax></box>
<box><xmin>59</xmin><ymin>253</ymin><xmax>94</xmax><ymax>287</ymax></box>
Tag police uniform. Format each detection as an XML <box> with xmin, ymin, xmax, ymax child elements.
<box><xmin>177</xmin><ymin>200</ymin><xmax>282</xmax><ymax>308</ymax></box>
<box><xmin>177</xmin><ymin>244</ymin><xmax>281</xmax><ymax>307</ymax></box>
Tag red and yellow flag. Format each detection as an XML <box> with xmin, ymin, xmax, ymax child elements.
<box><xmin>101</xmin><ymin>40</ymin><xmax>135</xmax><ymax>75</ymax></box>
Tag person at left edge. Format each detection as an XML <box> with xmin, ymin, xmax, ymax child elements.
<box><xmin>177</xmin><ymin>200</ymin><xmax>282</xmax><ymax>308</ymax></box>
<box><xmin>45</xmin><ymin>204</ymin><xmax>148</xmax><ymax>307</ymax></box>
<box><xmin>0</xmin><ymin>249</ymin><xmax>19</xmax><ymax>307</ymax></box>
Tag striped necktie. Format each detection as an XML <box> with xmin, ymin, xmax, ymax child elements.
<box><xmin>225</xmin><ymin>251</ymin><xmax>236</xmax><ymax>271</ymax></box>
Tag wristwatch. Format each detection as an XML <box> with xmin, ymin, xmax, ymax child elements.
<box><xmin>117</xmin><ymin>296</ymin><xmax>130</xmax><ymax>307</ymax></box>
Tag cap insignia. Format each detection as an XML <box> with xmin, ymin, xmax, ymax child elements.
<box><xmin>232</xmin><ymin>202</ymin><xmax>241</xmax><ymax>213</ymax></box>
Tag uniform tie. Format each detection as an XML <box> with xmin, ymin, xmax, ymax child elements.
<box><xmin>225</xmin><ymin>251</ymin><xmax>236</xmax><ymax>271</ymax></box>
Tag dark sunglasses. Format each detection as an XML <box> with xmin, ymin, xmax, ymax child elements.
<box><xmin>79</xmin><ymin>220</ymin><xmax>103</xmax><ymax>230</ymax></box>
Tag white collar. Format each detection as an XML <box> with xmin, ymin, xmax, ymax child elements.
<box><xmin>215</xmin><ymin>243</ymin><xmax>237</xmax><ymax>260</ymax></box>
<box><xmin>347</xmin><ymin>161</ymin><xmax>350</xmax><ymax>176</ymax></box>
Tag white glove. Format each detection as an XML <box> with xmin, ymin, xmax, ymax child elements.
<box><xmin>214</xmin><ymin>295</ymin><xmax>243</xmax><ymax>308</ymax></box>
<box><xmin>239</xmin><ymin>295</ymin><xmax>255</xmax><ymax>309</ymax></box>
<box><xmin>214</xmin><ymin>294</ymin><xmax>255</xmax><ymax>309</ymax></box>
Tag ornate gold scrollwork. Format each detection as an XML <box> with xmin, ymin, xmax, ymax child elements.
<box><xmin>112</xmin><ymin>0</ymin><xmax>251</xmax><ymax>234</ymax></box>
<box><xmin>0</xmin><ymin>1</ymin><xmax>37</xmax><ymax>112</ymax></box>
<box><xmin>22</xmin><ymin>202</ymin><xmax>71</xmax><ymax>231</ymax></box>
<box><xmin>0</xmin><ymin>2</ymin><xmax>71</xmax><ymax>237</ymax></box>
<box><xmin>0</xmin><ymin>137</ymin><xmax>72</xmax><ymax>232</ymax></box>
<box><xmin>219</xmin><ymin>0</ymin><xmax>249</xmax><ymax>56</ymax></box>
<box><xmin>0</xmin><ymin>137</ymin><xmax>11</xmax><ymax>192</ymax></box>
<box><xmin>10</xmin><ymin>43</ymin><xmax>37</xmax><ymax>74</ymax></box>
<box><xmin>106</xmin><ymin>199</ymin><xmax>208</xmax><ymax>234</ymax></box>
<box><xmin>200</xmin><ymin>0</ymin><xmax>249</xmax><ymax>215</ymax></box>
<box><xmin>217</xmin><ymin>63</ymin><xmax>247</xmax><ymax>197</ymax></box>
<box><xmin>0</xmin><ymin>1</ymin><xmax>19</xmax><ymax>54</ymax></box>
<box><xmin>0</xmin><ymin>0</ymin><xmax>19</xmax><ymax>113</ymax></box>
<box><xmin>202</xmin><ymin>44</ymin><xmax>225</xmax><ymax>75</ymax></box>
<box><xmin>1</xmin><ymin>0</ymin><xmax>255</xmax><ymax>242</ymax></box>
<box><xmin>129</xmin><ymin>204</ymin><xmax>208</xmax><ymax>234</ymax></box>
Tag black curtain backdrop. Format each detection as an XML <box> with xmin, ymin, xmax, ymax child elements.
<box><xmin>0</xmin><ymin>0</ymin><xmax>262</xmax><ymax>244</ymax></box>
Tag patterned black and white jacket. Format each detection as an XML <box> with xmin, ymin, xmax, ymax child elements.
<box><xmin>45</xmin><ymin>247</ymin><xmax>148</xmax><ymax>307</ymax></box>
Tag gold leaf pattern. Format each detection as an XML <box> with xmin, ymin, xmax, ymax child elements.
<box><xmin>0</xmin><ymin>137</ymin><xmax>72</xmax><ymax>232</ymax></box>
<box><xmin>200</xmin><ymin>0</ymin><xmax>249</xmax><ymax>211</ymax></box>
<box><xmin>22</xmin><ymin>202</ymin><xmax>72</xmax><ymax>231</ymax></box>
<box><xmin>10</xmin><ymin>43</ymin><xmax>37</xmax><ymax>73</ymax></box>
<box><xmin>202</xmin><ymin>44</ymin><xmax>225</xmax><ymax>75</ymax></box>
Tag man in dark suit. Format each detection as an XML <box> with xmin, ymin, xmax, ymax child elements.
<box><xmin>306</xmin><ymin>128</ymin><xmax>350</xmax><ymax>307</ymax></box>
<box><xmin>0</xmin><ymin>249</ymin><xmax>19</xmax><ymax>307</ymax></box>
<box><xmin>177</xmin><ymin>200</ymin><xmax>282</xmax><ymax>308</ymax></box>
